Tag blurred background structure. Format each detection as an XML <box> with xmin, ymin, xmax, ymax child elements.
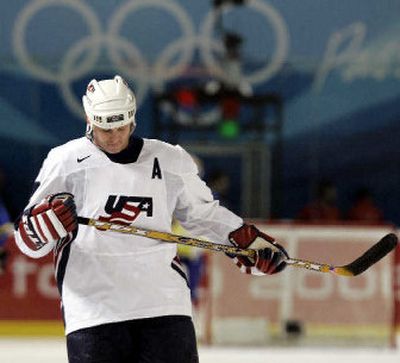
<box><xmin>0</xmin><ymin>0</ymin><xmax>400</xmax><ymax>223</ymax></box>
<box><xmin>1</xmin><ymin>0</ymin><xmax>399</xmax><ymax>223</ymax></box>
<box><xmin>1</xmin><ymin>0</ymin><xmax>400</xmax><ymax>356</ymax></box>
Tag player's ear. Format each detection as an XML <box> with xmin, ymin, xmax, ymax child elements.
<box><xmin>130</xmin><ymin>123</ymin><xmax>135</xmax><ymax>135</ymax></box>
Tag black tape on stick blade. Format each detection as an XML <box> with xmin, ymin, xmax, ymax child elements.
<box><xmin>343</xmin><ymin>233</ymin><xmax>398</xmax><ymax>276</ymax></box>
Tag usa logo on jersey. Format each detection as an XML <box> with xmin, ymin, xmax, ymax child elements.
<box><xmin>98</xmin><ymin>195</ymin><xmax>153</xmax><ymax>225</ymax></box>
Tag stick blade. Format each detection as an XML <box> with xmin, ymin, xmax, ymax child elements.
<box><xmin>340</xmin><ymin>233</ymin><xmax>398</xmax><ymax>276</ymax></box>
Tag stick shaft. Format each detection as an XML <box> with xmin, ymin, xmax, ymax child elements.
<box><xmin>77</xmin><ymin>217</ymin><xmax>397</xmax><ymax>276</ymax></box>
<box><xmin>78</xmin><ymin>217</ymin><xmax>255</xmax><ymax>257</ymax></box>
<box><xmin>77</xmin><ymin>217</ymin><xmax>331</xmax><ymax>272</ymax></box>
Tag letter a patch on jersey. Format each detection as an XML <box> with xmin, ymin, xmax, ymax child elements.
<box><xmin>152</xmin><ymin>157</ymin><xmax>162</xmax><ymax>179</ymax></box>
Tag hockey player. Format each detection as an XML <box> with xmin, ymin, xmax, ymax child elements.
<box><xmin>14</xmin><ymin>75</ymin><xmax>288</xmax><ymax>363</ymax></box>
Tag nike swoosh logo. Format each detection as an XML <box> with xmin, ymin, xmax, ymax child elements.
<box><xmin>77</xmin><ymin>155</ymin><xmax>91</xmax><ymax>163</ymax></box>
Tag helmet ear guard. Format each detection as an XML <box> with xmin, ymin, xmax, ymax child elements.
<box><xmin>82</xmin><ymin>75</ymin><xmax>136</xmax><ymax>130</ymax></box>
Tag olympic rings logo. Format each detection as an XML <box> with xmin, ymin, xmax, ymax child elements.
<box><xmin>13</xmin><ymin>0</ymin><xmax>289</xmax><ymax>118</ymax></box>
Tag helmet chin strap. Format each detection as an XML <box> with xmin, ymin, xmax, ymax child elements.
<box><xmin>85</xmin><ymin>123</ymin><xmax>94</xmax><ymax>141</ymax></box>
<box><xmin>129</xmin><ymin>123</ymin><xmax>135</xmax><ymax>135</ymax></box>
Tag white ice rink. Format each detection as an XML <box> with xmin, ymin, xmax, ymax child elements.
<box><xmin>0</xmin><ymin>339</ymin><xmax>399</xmax><ymax>363</ymax></box>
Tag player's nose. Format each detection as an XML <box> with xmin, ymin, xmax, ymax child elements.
<box><xmin>108</xmin><ymin>129</ymin><xmax>120</xmax><ymax>139</ymax></box>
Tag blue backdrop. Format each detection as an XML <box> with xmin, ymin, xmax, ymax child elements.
<box><xmin>1</xmin><ymin>0</ymin><xmax>400</xmax><ymax>222</ymax></box>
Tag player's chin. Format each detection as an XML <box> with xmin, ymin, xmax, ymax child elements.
<box><xmin>104</xmin><ymin>144</ymin><xmax>124</xmax><ymax>154</ymax></box>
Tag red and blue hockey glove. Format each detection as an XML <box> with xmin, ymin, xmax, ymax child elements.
<box><xmin>17</xmin><ymin>193</ymin><xmax>78</xmax><ymax>250</ymax></box>
<box><xmin>228</xmin><ymin>224</ymin><xmax>288</xmax><ymax>275</ymax></box>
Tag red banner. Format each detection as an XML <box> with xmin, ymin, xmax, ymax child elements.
<box><xmin>0</xmin><ymin>236</ymin><xmax>61</xmax><ymax>321</ymax></box>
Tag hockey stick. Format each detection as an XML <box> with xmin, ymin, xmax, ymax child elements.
<box><xmin>77</xmin><ymin>217</ymin><xmax>398</xmax><ymax>277</ymax></box>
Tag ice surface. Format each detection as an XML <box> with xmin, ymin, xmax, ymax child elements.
<box><xmin>0</xmin><ymin>338</ymin><xmax>399</xmax><ymax>363</ymax></box>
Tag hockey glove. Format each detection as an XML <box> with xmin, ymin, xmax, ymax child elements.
<box><xmin>228</xmin><ymin>224</ymin><xmax>288</xmax><ymax>275</ymax></box>
<box><xmin>17</xmin><ymin>193</ymin><xmax>78</xmax><ymax>250</ymax></box>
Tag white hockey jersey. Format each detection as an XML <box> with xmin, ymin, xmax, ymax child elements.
<box><xmin>15</xmin><ymin>136</ymin><xmax>243</xmax><ymax>335</ymax></box>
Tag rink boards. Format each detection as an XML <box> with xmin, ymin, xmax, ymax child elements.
<box><xmin>196</xmin><ymin>223</ymin><xmax>400</xmax><ymax>347</ymax></box>
<box><xmin>0</xmin><ymin>223</ymin><xmax>399</xmax><ymax>348</ymax></box>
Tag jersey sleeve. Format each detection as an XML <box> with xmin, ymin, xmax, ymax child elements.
<box><xmin>173</xmin><ymin>146</ymin><xmax>243</xmax><ymax>245</ymax></box>
<box><xmin>14</xmin><ymin>149</ymin><xmax>70</xmax><ymax>258</ymax></box>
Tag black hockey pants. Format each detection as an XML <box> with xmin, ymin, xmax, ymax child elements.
<box><xmin>66</xmin><ymin>315</ymin><xmax>199</xmax><ymax>363</ymax></box>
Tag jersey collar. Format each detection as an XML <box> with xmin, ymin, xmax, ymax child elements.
<box><xmin>103</xmin><ymin>136</ymin><xmax>144</xmax><ymax>164</ymax></box>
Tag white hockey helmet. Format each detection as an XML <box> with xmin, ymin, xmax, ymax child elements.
<box><xmin>82</xmin><ymin>75</ymin><xmax>136</xmax><ymax>130</ymax></box>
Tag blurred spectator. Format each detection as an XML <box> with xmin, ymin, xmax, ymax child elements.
<box><xmin>173</xmin><ymin>219</ymin><xmax>206</xmax><ymax>307</ymax></box>
<box><xmin>176</xmin><ymin>153</ymin><xmax>206</xmax><ymax>306</ymax></box>
<box><xmin>190</xmin><ymin>154</ymin><xmax>205</xmax><ymax>179</ymax></box>
<box><xmin>297</xmin><ymin>180</ymin><xmax>341</xmax><ymax>222</ymax></box>
<box><xmin>346</xmin><ymin>187</ymin><xmax>384</xmax><ymax>223</ymax></box>
<box><xmin>0</xmin><ymin>201</ymin><xmax>12</xmax><ymax>274</ymax></box>
<box><xmin>207</xmin><ymin>169</ymin><xmax>232</xmax><ymax>210</ymax></box>
<box><xmin>0</xmin><ymin>170</ymin><xmax>12</xmax><ymax>274</ymax></box>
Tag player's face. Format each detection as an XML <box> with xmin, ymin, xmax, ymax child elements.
<box><xmin>92</xmin><ymin>124</ymin><xmax>132</xmax><ymax>154</ymax></box>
